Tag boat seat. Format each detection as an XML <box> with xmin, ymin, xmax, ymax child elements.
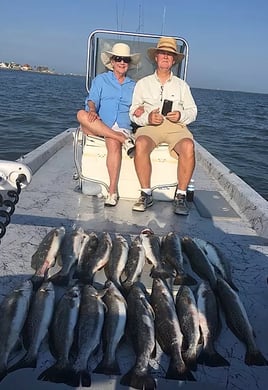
<box><xmin>81</xmin><ymin>134</ymin><xmax>177</xmax><ymax>201</ymax></box>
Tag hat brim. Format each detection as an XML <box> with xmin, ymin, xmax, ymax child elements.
<box><xmin>147</xmin><ymin>48</ymin><xmax>185</xmax><ymax>64</ymax></box>
<box><xmin>101</xmin><ymin>51</ymin><xmax>141</xmax><ymax>70</ymax></box>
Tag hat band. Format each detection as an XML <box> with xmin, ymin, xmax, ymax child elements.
<box><xmin>158</xmin><ymin>45</ymin><xmax>177</xmax><ymax>53</ymax></box>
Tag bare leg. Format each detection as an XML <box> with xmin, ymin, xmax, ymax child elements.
<box><xmin>77</xmin><ymin>110</ymin><xmax>127</xmax><ymax>144</ymax></box>
<box><xmin>134</xmin><ymin>135</ymin><xmax>156</xmax><ymax>188</ymax></box>
<box><xmin>173</xmin><ymin>138</ymin><xmax>195</xmax><ymax>191</ymax></box>
<box><xmin>105</xmin><ymin>138</ymin><xmax>122</xmax><ymax>194</ymax></box>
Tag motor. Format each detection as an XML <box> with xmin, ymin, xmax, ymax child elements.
<box><xmin>0</xmin><ymin>160</ymin><xmax>32</xmax><ymax>239</ymax></box>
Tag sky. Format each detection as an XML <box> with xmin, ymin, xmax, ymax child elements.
<box><xmin>1</xmin><ymin>0</ymin><xmax>268</xmax><ymax>94</ymax></box>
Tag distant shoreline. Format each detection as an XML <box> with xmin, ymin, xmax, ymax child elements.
<box><xmin>0</xmin><ymin>68</ymin><xmax>84</xmax><ymax>77</ymax></box>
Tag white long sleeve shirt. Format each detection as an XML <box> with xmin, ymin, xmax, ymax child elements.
<box><xmin>129</xmin><ymin>71</ymin><xmax>197</xmax><ymax>127</ymax></box>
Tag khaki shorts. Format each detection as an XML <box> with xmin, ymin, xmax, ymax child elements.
<box><xmin>134</xmin><ymin>119</ymin><xmax>193</xmax><ymax>159</ymax></box>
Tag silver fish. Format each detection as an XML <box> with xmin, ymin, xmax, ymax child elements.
<box><xmin>74</xmin><ymin>231</ymin><xmax>99</xmax><ymax>281</ymax></box>
<box><xmin>181</xmin><ymin>236</ymin><xmax>217</xmax><ymax>289</ymax></box>
<box><xmin>49</xmin><ymin>227</ymin><xmax>86</xmax><ymax>285</ymax></box>
<box><xmin>0</xmin><ymin>280</ymin><xmax>33</xmax><ymax>382</ymax></box>
<box><xmin>8</xmin><ymin>281</ymin><xmax>55</xmax><ymax>373</ymax></box>
<box><xmin>194</xmin><ymin>238</ymin><xmax>238</xmax><ymax>291</ymax></box>
<box><xmin>82</xmin><ymin>232</ymin><xmax>113</xmax><ymax>284</ymax></box>
<box><xmin>140</xmin><ymin>228</ymin><xmax>175</xmax><ymax>279</ymax></box>
<box><xmin>72</xmin><ymin>284</ymin><xmax>106</xmax><ymax>387</ymax></box>
<box><xmin>161</xmin><ymin>232</ymin><xmax>197</xmax><ymax>286</ymax></box>
<box><xmin>196</xmin><ymin>281</ymin><xmax>229</xmax><ymax>367</ymax></box>
<box><xmin>216</xmin><ymin>277</ymin><xmax>268</xmax><ymax>366</ymax></box>
<box><xmin>175</xmin><ymin>285</ymin><xmax>202</xmax><ymax>371</ymax></box>
<box><xmin>120</xmin><ymin>282</ymin><xmax>156</xmax><ymax>390</ymax></box>
<box><xmin>31</xmin><ymin>226</ymin><xmax>65</xmax><ymax>287</ymax></box>
<box><xmin>150</xmin><ymin>278</ymin><xmax>195</xmax><ymax>381</ymax></box>
<box><xmin>38</xmin><ymin>285</ymin><xmax>81</xmax><ymax>386</ymax></box>
<box><xmin>104</xmin><ymin>233</ymin><xmax>129</xmax><ymax>290</ymax></box>
<box><xmin>94</xmin><ymin>280</ymin><xmax>127</xmax><ymax>375</ymax></box>
<box><xmin>122</xmin><ymin>235</ymin><xmax>146</xmax><ymax>290</ymax></box>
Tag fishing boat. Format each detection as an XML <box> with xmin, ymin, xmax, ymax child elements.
<box><xmin>0</xmin><ymin>29</ymin><xmax>267</xmax><ymax>390</ymax></box>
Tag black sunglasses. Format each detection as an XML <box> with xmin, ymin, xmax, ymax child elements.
<box><xmin>113</xmin><ymin>56</ymin><xmax>131</xmax><ymax>64</ymax></box>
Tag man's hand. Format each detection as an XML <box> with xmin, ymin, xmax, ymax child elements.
<box><xmin>148</xmin><ymin>108</ymin><xmax>164</xmax><ymax>125</ymax></box>
<box><xmin>166</xmin><ymin>111</ymin><xmax>181</xmax><ymax>123</ymax></box>
<box><xmin>87</xmin><ymin>111</ymin><xmax>99</xmax><ymax>122</ymax></box>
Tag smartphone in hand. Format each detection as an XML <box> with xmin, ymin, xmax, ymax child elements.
<box><xmin>161</xmin><ymin>99</ymin><xmax>173</xmax><ymax>116</ymax></box>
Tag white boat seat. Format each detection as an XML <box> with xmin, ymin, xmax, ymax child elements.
<box><xmin>81</xmin><ymin>134</ymin><xmax>177</xmax><ymax>201</ymax></box>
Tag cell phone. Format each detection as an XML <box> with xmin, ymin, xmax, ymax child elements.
<box><xmin>161</xmin><ymin>99</ymin><xmax>173</xmax><ymax>116</ymax></box>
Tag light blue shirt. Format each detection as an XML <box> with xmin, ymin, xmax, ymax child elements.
<box><xmin>85</xmin><ymin>71</ymin><xmax>135</xmax><ymax>130</ymax></box>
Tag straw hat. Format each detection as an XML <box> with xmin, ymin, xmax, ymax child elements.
<box><xmin>147</xmin><ymin>37</ymin><xmax>185</xmax><ymax>64</ymax></box>
<box><xmin>101</xmin><ymin>43</ymin><xmax>141</xmax><ymax>70</ymax></box>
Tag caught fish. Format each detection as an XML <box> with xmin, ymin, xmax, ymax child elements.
<box><xmin>31</xmin><ymin>226</ymin><xmax>65</xmax><ymax>288</ymax></box>
<box><xmin>193</xmin><ymin>238</ymin><xmax>238</xmax><ymax>291</ymax></box>
<box><xmin>38</xmin><ymin>285</ymin><xmax>81</xmax><ymax>386</ymax></box>
<box><xmin>72</xmin><ymin>284</ymin><xmax>106</xmax><ymax>387</ymax></box>
<box><xmin>8</xmin><ymin>281</ymin><xmax>55</xmax><ymax>373</ymax></box>
<box><xmin>122</xmin><ymin>235</ymin><xmax>146</xmax><ymax>290</ymax></box>
<box><xmin>80</xmin><ymin>232</ymin><xmax>112</xmax><ymax>284</ymax></box>
<box><xmin>0</xmin><ymin>280</ymin><xmax>33</xmax><ymax>382</ymax></box>
<box><xmin>140</xmin><ymin>228</ymin><xmax>175</xmax><ymax>279</ymax></box>
<box><xmin>161</xmin><ymin>232</ymin><xmax>197</xmax><ymax>286</ymax></box>
<box><xmin>181</xmin><ymin>236</ymin><xmax>217</xmax><ymax>289</ymax></box>
<box><xmin>94</xmin><ymin>280</ymin><xmax>127</xmax><ymax>375</ymax></box>
<box><xmin>175</xmin><ymin>285</ymin><xmax>202</xmax><ymax>371</ymax></box>
<box><xmin>216</xmin><ymin>277</ymin><xmax>268</xmax><ymax>366</ymax></box>
<box><xmin>49</xmin><ymin>227</ymin><xmax>86</xmax><ymax>285</ymax></box>
<box><xmin>196</xmin><ymin>281</ymin><xmax>229</xmax><ymax>367</ymax></box>
<box><xmin>74</xmin><ymin>231</ymin><xmax>99</xmax><ymax>281</ymax></box>
<box><xmin>120</xmin><ymin>282</ymin><xmax>156</xmax><ymax>390</ymax></box>
<box><xmin>104</xmin><ymin>233</ymin><xmax>129</xmax><ymax>290</ymax></box>
<box><xmin>150</xmin><ymin>278</ymin><xmax>195</xmax><ymax>381</ymax></box>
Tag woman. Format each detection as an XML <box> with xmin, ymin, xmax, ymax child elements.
<box><xmin>77</xmin><ymin>43</ymin><xmax>142</xmax><ymax>206</ymax></box>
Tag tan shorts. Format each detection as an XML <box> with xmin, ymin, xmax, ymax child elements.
<box><xmin>134</xmin><ymin>119</ymin><xmax>193</xmax><ymax>159</ymax></box>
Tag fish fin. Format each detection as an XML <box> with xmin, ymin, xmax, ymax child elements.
<box><xmin>93</xmin><ymin>359</ymin><xmax>121</xmax><ymax>375</ymax></box>
<box><xmin>8</xmin><ymin>354</ymin><xmax>37</xmax><ymax>373</ymax></box>
<box><xmin>38</xmin><ymin>364</ymin><xmax>78</xmax><ymax>387</ymax></box>
<box><xmin>197</xmin><ymin>349</ymin><xmax>230</xmax><ymax>367</ymax></box>
<box><xmin>120</xmin><ymin>368</ymin><xmax>156</xmax><ymax>389</ymax></box>
<box><xmin>173</xmin><ymin>273</ymin><xmax>197</xmax><ymax>286</ymax></box>
<box><xmin>245</xmin><ymin>350</ymin><xmax>268</xmax><ymax>366</ymax></box>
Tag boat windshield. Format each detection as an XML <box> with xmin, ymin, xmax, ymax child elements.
<box><xmin>86</xmin><ymin>29</ymin><xmax>189</xmax><ymax>93</ymax></box>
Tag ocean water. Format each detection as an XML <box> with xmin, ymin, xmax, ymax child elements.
<box><xmin>0</xmin><ymin>69</ymin><xmax>267</xmax><ymax>200</ymax></box>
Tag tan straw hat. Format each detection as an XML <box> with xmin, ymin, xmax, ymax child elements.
<box><xmin>101</xmin><ymin>43</ymin><xmax>141</xmax><ymax>70</ymax></box>
<box><xmin>147</xmin><ymin>37</ymin><xmax>185</xmax><ymax>64</ymax></box>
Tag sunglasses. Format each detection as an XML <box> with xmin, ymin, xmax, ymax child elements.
<box><xmin>113</xmin><ymin>56</ymin><xmax>131</xmax><ymax>64</ymax></box>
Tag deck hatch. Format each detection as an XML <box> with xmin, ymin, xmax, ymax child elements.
<box><xmin>194</xmin><ymin>190</ymin><xmax>240</xmax><ymax>219</ymax></box>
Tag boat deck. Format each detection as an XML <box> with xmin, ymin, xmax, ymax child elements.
<box><xmin>0</xmin><ymin>129</ymin><xmax>268</xmax><ymax>390</ymax></box>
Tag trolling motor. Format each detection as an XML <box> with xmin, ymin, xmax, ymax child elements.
<box><xmin>0</xmin><ymin>160</ymin><xmax>32</xmax><ymax>239</ymax></box>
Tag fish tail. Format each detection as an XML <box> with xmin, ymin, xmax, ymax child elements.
<box><xmin>165</xmin><ymin>359</ymin><xmax>196</xmax><ymax>381</ymax></box>
<box><xmin>197</xmin><ymin>349</ymin><xmax>230</xmax><ymax>367</ymax></box>
<box><xmin>93</xmin><ymin>358</ymin><xmax>121</xmax><ymax>375</ymax></box>
<box><xmin>245</xmin><ymin>350</ymin><xmax>268</xmax><ymax>366</ymax></box>
<box><xmin>38</xmin><ymin>364</ymin><xmax>78</xmax><ymax>387</ymax></box>
<box><xmin>120</xmin><ymin>368</ymin><xmax>156</xmax><ymax>389</ymax></box>
<box><xmin>8</xmin><ymin>354</ymin><xmax>37</xmax><ymax>372</ymax></box>
<box><xmin>182</xmin><ymin>350</ymin><xmax>198</xmax><ymax>371</ymax></box>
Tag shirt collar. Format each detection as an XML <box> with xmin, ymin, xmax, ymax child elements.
<box><xmin>154</xmin><ymin>70</ymin><xmax>173</xmax><ymax>83</ymax></box>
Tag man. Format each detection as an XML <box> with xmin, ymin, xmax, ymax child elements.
<box><xmin>129</xmin><ymin>37</ymin><xmax>197</xmax><ymax>215</ymax></box>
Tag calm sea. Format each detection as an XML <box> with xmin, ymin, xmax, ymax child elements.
<box><xmin>0</xmin><ymin>69</ymin><xmax>267</xmax><ymax>200</ymax></box>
